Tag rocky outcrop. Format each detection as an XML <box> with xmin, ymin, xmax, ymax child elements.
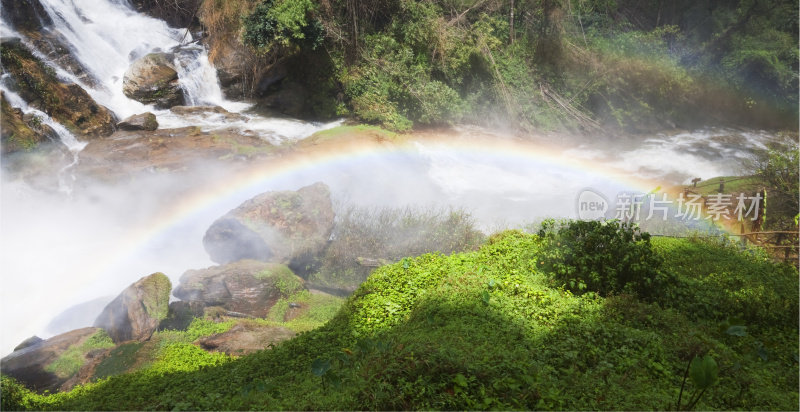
<box><xmin>122</xmin><ymin>52</ymin><xmax>184</xmax><ymax>108</ymax></box>
<box><xmin>94</xmin><ymin>272</ymin><xmax>171</xmax><ymax>343</ymax></box>
<box><xmin>128</xmin><ymin>0</ymin><xmax>202</xmax><ymax>28</ymax></box>
<box><xmin>203</xmin><ymin>182</ymin><xmax>335</xmax><ymax>267</ymax></box>
<box><xmin>195</xmin><ymin>322</ymin><xmax>295</xmax><ymax>355</ymax></box>
<box><xmin>0</xmin><ymin>91</ymin><xmax>57</xmax><ymax>155</ymax></box>
<box><xmin>0</xmin><ymin>328</ymin><xmax>110</xmax><ymax>393</ymax></box>
<box><xmin>0</xmin><ymin>39</ymin><xmax>116</xmax><ymax>138</ymax></box>
<box><xmin>117</xmin><ymin>112</ymin><xmax>158</xmax><ymax>131</ymax></box>
<box><xmin>0</xmin><ymin>0</ymin><xmax>52</xmax><ymax>32</ymax></box>
<box><xmin>173</xmin><ymin>260</ymin><xmax>304</xmax><ymax>318</ymax></box>
<box><xmin>13</xmin><ymin>336</ymin><xmax>43</xmax><ymax>352</ymax></box>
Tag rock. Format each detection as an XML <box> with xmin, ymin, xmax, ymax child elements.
<box><xmin>94</xmin><ymin>272</ymin><xmax>171</xmax><ymax>343</ymax></box>
<box><xmin>157</xmin><ymin>301</ymin><xmax>205</xmax><ymax>331</ymax></box>
<box><xmin>128</xmin><ymin>0</ymin><xmax>201</xmax><ymax>28</ymax></box>
<box><xmin>122</xmin><ymin>52</ymin><xmax>185</xmax><ymax>109</ymax></box>
<box><xmin>117</xmin><ymin>112</ymin><xmax>158</xmax><ymax>131</ymax></box>
<box><xmin>0</xmin><ymin>41</ymin><xmax>116</xmax><ymax>138</ymax></box>
<box><xmin>259</xmin><ymin>80</ymin><xmax>308</xmax><ymax>118</ymax></box>
<box><xmin>203</xmin><ymin>182</ymin><xmax>335</xmax><ymax>267</ymax></box>
<box><xmin>13</xmin><ymin>336</ymin><xmax>43</xmax><ymax>352</ymax></box>
<box><xmin>173</xmin><ymin>259</ymin><xmax>305</xmax><ymax>318</ymax></box>
<box><xmin>1</xmin><ymin>92</ymin><xmax>49</xmax><ymax>155</ymax></box>
<box><xmin>0</xmin><ymin>327</ymin><xmax>110</xmax><ymax>393</ymax></box>
<box><xmin>170</xmin><ymin>105</ymin><xmax>248</xmax><ymax>122</ymax></box>
<box><xmin>0</xmin><ymin>0</ymin><xmax>53</xmax><ymax>32</ymax></box>
<box><xmin>195</xmin><ymin>322</ymin><xmax>295</xmax><ymax>355</ymax></box>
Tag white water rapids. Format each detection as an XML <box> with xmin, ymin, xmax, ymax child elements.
<box><xmin>0</xmin><ymin>1</ymin><xmax>782</xmax><ymax>356</ymax></box>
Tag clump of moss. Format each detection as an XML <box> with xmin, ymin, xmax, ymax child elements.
<box><xmin>140</xmin><ymin>272</ymin><xmax>171</xmax><ymax>321</ymax></box>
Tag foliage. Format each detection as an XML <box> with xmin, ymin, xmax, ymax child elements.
<box><xmin>537</xmin><ymin>219</ymin><xmax>669</xmax><ymax>299</ymax></box>
<box><xmin>753</xmin><ymin>136</ymin><xmax>799</xmax><ymax>230</ymax></box>
<box><xmin>311</xmin><ymin>204</ymin><xmax>484</xmax><ymax>291</ymax></box>
<box><xmin>45</xmin><ymin>330</ymin><xmax>115</xmax><ymax>378</ymax></box>
<box><xmin>4</xmin><ymin>230</ymin><xmax>797</xmax><ymax>410</ymax></box>
<box><xmin>242</xmin><ymin>0</ymin><xmax>323</xmax><ymax>51</ymax></box>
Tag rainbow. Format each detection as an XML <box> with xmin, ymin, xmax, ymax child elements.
<box><xmin>70</xmin><ymin>133</ymin><xmax>729</xmax><ymax>295</ymax></box>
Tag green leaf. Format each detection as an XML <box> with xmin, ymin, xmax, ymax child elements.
<box><xmin>689</xmin><ymin>355</ymin><xmax>718</xmax><ymax>389</ymax></box>
<box><xmin>481</xmin><ymin>290</ymin><xmax>490</xmax><ymax>305</ymax></box>
<box><xmin>725</xmin><ymin>325</ymin><xmax>747</xmax><ymax>336</ymax></box>
<box><xmin>453</xmin><ymin>373</ymin><xmax>468</xmax><ymax>388</ymax></box>
<box><xmin>311</xmin><ymin>358</ymin><xmax>331</xmax><ymax>377</ymax></box>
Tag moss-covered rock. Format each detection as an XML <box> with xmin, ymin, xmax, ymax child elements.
<box><xmin>0</xmin><ymin>39</ymin><xmax>115</xmax><ymax>138</ymax></box>
<box><xmin>0</xmin><ymin>328</ymin><xmax>113</xmax><ymax>394</ymax></box>
<box><xmin>1</xmin><ymin>91</ymin><xmax>46</xmax><ymax>154</ymax></box>
<box><xmin>173</xmin><ymin>259</ymin><xmax>305</xmax><ymax>318</ymax></box>
<box><xmin>94</xmin><ymin>272</ymin><xmax>172</xmax><ymax>343</ymax></box>
<box><xmin>122</xmin><ymin>52</ymin><xmax>185</xmax><ymax>109</ymax></box>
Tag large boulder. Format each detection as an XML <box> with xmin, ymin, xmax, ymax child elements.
<box><xmin>0</xmin><ymin>40</ymin><xmax>116</xmax><ymax>138</ymax></box>
<box><xmin>195</xmin><ymin>322</ymin><xmax>295</xmax><ymax>356</ymax></box>
<box><xmin>0</xmin><ymin>328</ymin><xmax>113</xmax><ymax>393</ymax></box>
<box><xmin>122</xmin><ymin>52</ymin><xmax>185</xmax><ymax>109</ymax></box>
<box><xmin>117</xmin><ymin>112</ymin><xmax>158</xmax><ymax>131</ymax></box>
<box><xmin>94</xmin><ymin>272</ymin><xmax>171</xmax><ymax>343</ymax></box>
<box><xmin>173</xmin><ymin>260</ymin><xmax>305</xmax><ymax>318</ymax></box>
<box><xmin>203</xmin><ymin>182</ymin><xmax>335</xmax><ymax>268</ymax></box>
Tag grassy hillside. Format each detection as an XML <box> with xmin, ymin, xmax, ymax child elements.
<box><xmin>2</xmin><ymin>223</ymin><xmax>797</xmax><ymax>410</ymax></box>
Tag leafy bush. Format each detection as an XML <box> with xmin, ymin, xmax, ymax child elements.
<box><xmin>242</xmin><ymin>0</ymin><xmax>323</xmax><ymax>51</ymax></box>
<box><xmin>538</xmin><ymin>219</ymin><xmax>668</xmax><ymax>298</ymax></box>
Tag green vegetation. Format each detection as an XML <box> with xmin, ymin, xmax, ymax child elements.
<box><xmin>202</xmin><ymin>0</ymin><xmax>799</xmax><ymax>131</ymax></box>
<box><xmin>310</xmin><ymin>205</ymin><xmax>485</xmax><ymax>291</ymax></box>
<box><xmin>44</xmin><ymin>330</ymin><xmax>115</xmax><ymax>379</ymax></box>
<box><xmin>3</xmin><ymin>223</ymin><xmax>796</xmax><ymax>410</ymax></box>
<box><xmin>537</xmin><ymin>219</ymin><xmax>669</xmax><ymax>299</ymax></box>
<box><xmin>141</xmin><ymin>272</ymin><xmax>171</xmax><ymax>321</ymax></box>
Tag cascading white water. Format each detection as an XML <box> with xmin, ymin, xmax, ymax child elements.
<box><xmin>4</xmin><ymin>0</ymin><xmax>342</xmax><ymax>141</ymax></box>
<box><xmin>1</xmin><ymin>76</ymin><xmax>86</xmax><ymax>194</ymax></box>
<box><xmin>34</xmin><ymin>0</ymin><xmax>218</xmax><ymax>118</ymax></box>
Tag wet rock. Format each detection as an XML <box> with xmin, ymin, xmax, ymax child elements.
<box><xmin>122</xmin><ymin>52</ymin><xmax>185</xmax><ymax>108</ymax></box>
<box><xmin>1</xmin><ymin>92</ymin><xmax>50</xmax><ymax>155</ymax></box>
<box><xmin>94</xmin><ymin>272</ymin><xmax>171</xmax><ymax>343</ymax></box>
<box><xmin>259</xmin><ymin>80</ymin><xmax>308</xmax><ymax>118</ymax></box>
<box><xmin>157</xmin><ymin>301</ymin><xmax>205</xmax><ymax>331</ymax></box>
<box><xmin>0</xmin><ymin>41</ymin><xmax>116</xmax><ymax>138</ymax></box>
<box><xmin>195</xmin><ymin>322</ymin><xmax>295</xmax><ymax>355</ymax></box>
<box><xmin>203</xmin><ymin>182</ymin><xmax>335</xmax><ymax>266</ymax></box>
<box><xmin>0</xmin><ymin>0</ymin><xmax>52</xmax><ymax>32</ymax></box>
<box><xmin>117</xmin><ymin>112</ymin><xmax>158</xmax><ymax>131</ymax></box>
<box><xmin>13</xmin><ymin>336</ymin><xmax>43</xmax><ymax>352</ymax></box>
<box><xmin>170</xmin><ymin>105</ymin><xmax>248</xmax><ymax>122</ymax></box>
<box><xmin>0</xmin><ymin>327</ymin><xmax>106</xmax><ymax>393</ymax></box>
<box><xmin>173</xmin><ymin>259</ymin><xmax>304</xmax><ymax>318</ymax></box>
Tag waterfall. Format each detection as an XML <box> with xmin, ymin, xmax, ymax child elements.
<box><xmin>28</xmin><ymin>0</ymin><xmax>225</xmax><ymax>119</ymax></box>
<box><xmin>1</xmin><ymin>76</ymin><xmax>86</xmax><ymax>194</ymax></box>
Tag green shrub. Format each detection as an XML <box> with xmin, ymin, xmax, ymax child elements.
<box><xmin>242</xmin><ymin>0</ymin><xmax>323</xmax><ymax>51</ymax></box>
<box><xmin>538</xmin><ymin>219</ymin><xmax>668</xmax><ymax>298</ymax></box>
